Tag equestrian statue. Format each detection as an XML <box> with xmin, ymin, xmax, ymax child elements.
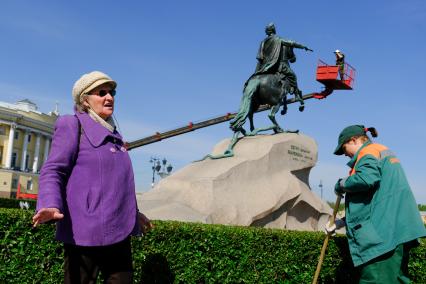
<box><xmin>202</xmin><ymin>23</ymin><xmax>313</xmax><ymax>160</ymax></box>
<box><xmin>231</xmin><ymin>23</ymin><xmax>312</xmax><ymax>134</ymax></box>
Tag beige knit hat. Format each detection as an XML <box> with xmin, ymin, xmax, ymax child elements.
<box><xmin>72</xmin><ymin>71</ymin><xmax>117</xmax><ymax>105</ymax></box>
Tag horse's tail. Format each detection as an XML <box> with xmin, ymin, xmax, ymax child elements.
<box><xmin>242</xmin><ymin>73</ymin><xmax>257</xmax><ymax>92</ymax></box>
<box><xmin>230</xmin><ymin>78</ymin><xmax>259</xmax><ymax>131</ymax></box>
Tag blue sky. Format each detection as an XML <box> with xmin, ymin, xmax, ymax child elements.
<box><xmin>1</xmin><ymin>1</ymin><xmax>425</xmax><ymax>203</ymax></box>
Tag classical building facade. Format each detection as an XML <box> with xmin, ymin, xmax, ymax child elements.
<box><xmin>0</xmin><ymin>99</ymin><xmax>58</xmax><ymax>198</ymax></box>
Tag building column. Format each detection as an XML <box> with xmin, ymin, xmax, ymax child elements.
<box><xmin>43</xmin><ymin>136</ymin><xmax>51</xmax><ymax>162</ymax></box>
<box><xmin>5</xmin><ymin>124</ymin><xmax>16</xmax><ymax>169</ymax></box>
<box><xmin>20</xmin><ymin>130</ymin><xmax>30</xmax><ymax>171</ymax></box>
<box><xmin>32</xmin><ymin>134</ymin><xmax>41</xmax><ymax>173</ymax></box>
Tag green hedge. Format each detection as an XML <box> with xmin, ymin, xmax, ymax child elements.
<box><xmin>0</xmin><ymin>197</ymin><xmax>36</xmax><ymax>210</ymax></box>
<box><xmin>1</xmin><ymin>208</ymin><xmax>425</xmax><ymax>283</ymax></box>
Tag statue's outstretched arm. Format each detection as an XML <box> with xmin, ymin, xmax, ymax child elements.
<box><xmin>281</xmin><ymin>39</ymin><xmax>313</xmax><ymax>52</ymax></box>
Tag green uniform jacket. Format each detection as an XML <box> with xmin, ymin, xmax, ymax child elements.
<box><xmin>339</xmin><ymin>141</ymin><xmax>426</xmax><ymax>267</ymax></box>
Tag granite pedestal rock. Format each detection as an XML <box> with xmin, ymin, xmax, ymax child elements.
<box><xmin>138</xmin><ymin>133</ymin><xmax>332</xmax><ymax>231</ymax></box>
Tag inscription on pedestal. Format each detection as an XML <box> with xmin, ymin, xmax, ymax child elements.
<box><xmin>288</xmin><ymin>145</ymin><xmax>313</xmax><ymax>163</ymax></box>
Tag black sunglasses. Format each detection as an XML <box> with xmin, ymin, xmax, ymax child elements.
<box><xmin>94</xmin><ymin>89</ymin><xmax>116</xmax><ymax>97</ymax></box>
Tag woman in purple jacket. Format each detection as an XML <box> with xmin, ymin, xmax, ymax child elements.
<box><xmin>32</xmin><ymin>71</ymin><xmax>153</xmax><ymax>283</ymax></box>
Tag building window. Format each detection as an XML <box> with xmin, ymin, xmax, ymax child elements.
<box><xmin>27</xmin><ymin>180</ymin><xmax>33</xmax><ymax>191</ymax></box>
<box><xmin>0</xmin><ymin>125</ymin><xmax>6</xmax><ymax>135</ymax></box>
<box><xmin>11</xmin><ymin>178</ymin><xmax>18</xmax><ymax>189</ymax></box>
<box><xmin>14</xmin><ymin>131</ymin><xmax>19</xmax><ymax>139</ymax></box>
<box><xmin>25</xmin><ymin>154</ymin><xmax>30</xmax><ymax>170</ymax></box>
<box><xmin>11</xmin><ymin>153</ymin><xmax>17</xmax><ymax>168</ymax></box>
<box><xmin>28</xmin><ymin>134</ymin><xmax>31</xmax><ymax>143</ymax></box>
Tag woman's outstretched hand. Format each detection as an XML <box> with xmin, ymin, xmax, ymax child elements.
<box><xmin>32</xmin><ymin>208</ymin><xmax>64</xmax><ymax>227</ymax></box>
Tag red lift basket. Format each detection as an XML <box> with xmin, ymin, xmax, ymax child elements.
<box><xmin>316</xmin><ymin>59</ymin><xmax>356</xmax><ymax>90</ymax></box>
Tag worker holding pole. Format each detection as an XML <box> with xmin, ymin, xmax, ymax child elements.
<box><xmin>322</xmin><ymin>125</ymin><xmax>426</xmax><ymax>283</ymax></box>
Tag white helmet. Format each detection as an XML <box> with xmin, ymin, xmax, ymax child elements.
<box><xmin>334</xmin><ymin>49</ymin><xmax>341</xmax><ymax>53</ymax></box>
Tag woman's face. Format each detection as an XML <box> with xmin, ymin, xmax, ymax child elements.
<box><xmin>84</xmin><ymin>83</ymin><xmax>115</xmax><ymax>119</ymax></box>
<box><xmin>342</xmin><ymin>138</ymin><xmax>362</xmax><ymax>158</ymax></box>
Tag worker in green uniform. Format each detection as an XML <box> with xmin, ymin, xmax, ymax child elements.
<box><xmin>326</xmin><ymin>124</ymin><xmax>426</xmax><ymax>283</ymax></box>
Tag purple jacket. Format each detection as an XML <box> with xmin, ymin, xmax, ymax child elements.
<box><xmin>37</xmin><ymin>111</ymin><xmax>139</xmax><ymax>246</ymax></box>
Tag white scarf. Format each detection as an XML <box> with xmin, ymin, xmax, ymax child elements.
<box><xmin>87</xmin><ymin>108</ymin><xmax>116</xmax><ymax>133</ymax></box>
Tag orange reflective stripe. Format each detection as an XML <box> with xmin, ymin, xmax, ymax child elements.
<box><xmin>358</xmin><ymin>144</ymin><xmax>388</xmax><ymax>160</ymax></box>
<box><xmin>350</xmin><ymin>144</ymin><xmax>388</xmax><ymax>176</ymax></box>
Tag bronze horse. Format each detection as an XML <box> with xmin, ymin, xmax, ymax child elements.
<box><xmin>199</xmin><ymin>46</ymin><xmax>305</xmax><ymax>160</ymax></box>
<box><xmin>230</xmin><ymin>46</ymin><xmax>304</xmax><ymax>135</ymax></box>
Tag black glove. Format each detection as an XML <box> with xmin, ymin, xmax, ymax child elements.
<box><xmin>334</xmin><ymin>178</ymin><xmax>345</xmax><ymax>197</ymax></box>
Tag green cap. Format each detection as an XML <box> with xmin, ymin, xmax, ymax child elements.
<box><xmin>334</xmin><ymin>125</ymin><xmax>366</xmax><ymax>155</ymax></box>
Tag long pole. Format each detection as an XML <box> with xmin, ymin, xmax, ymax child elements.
<box><xmin>126</xmin><ymin>91</ymin><xmax>331</xmax><ymax>151</ymax></box>
<box><xmin>312</xmin><ymin>195</ymin><xmax>342</xmax><ymax>284</ymax></box>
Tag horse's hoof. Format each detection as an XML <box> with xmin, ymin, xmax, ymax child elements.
<box><xmin>299</xmin><ymin>105</ymin><xmax>305</xmax><ymax>112</ymax></box>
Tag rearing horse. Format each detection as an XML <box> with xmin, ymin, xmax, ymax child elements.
<box><xmin>230</xmin><ymin>45</ymin><xmax>304</xmax><ymax>135</ymax></box>
<box><xmin>198</xmin><ymin>46</ymin><xmax>305</xmax><ymax>160</ymax></box>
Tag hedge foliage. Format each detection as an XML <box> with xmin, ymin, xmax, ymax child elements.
<box><xmin>1</xmin><ymin>208</ymin><xmax>425</xmax><ymax>283</ymax></box>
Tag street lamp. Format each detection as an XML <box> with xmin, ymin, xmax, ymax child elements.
<box><xmin>150</xmin><ymin>157</ymin><xmax>173</xmax><ymax>187</ymax></box>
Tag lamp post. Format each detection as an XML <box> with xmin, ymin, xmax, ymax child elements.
<box><xmin>150</xmin><ymin>157</ymin><xmax>173</xmax><ymax>187</ymax></box>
